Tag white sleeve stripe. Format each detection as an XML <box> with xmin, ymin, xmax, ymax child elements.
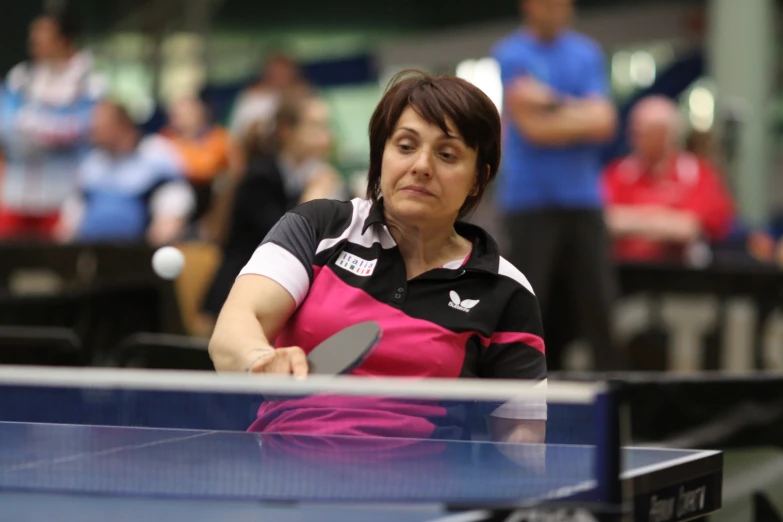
<box><xmin>59</xmin><ymin>194</ymin><xmax>85</xmax><ymax>232</ymax></box>
<box><xmin>238</xmin><ymin>243</ymin><xmax>311</xmax><ymax>307</ymax></box>
<box><xmin>149</xmin><ymin>181</ymin><xmax>195</xmax><ymax>218</ymax></box>
<box><xmin>490</xmin><ymin>378</ymin><xmax>548</xmax><ymax>420</ymax></box>
<box><xmin>498</xmin><ymin>256</ymin><xmax>536</xmax><ymax>296</ymax></box>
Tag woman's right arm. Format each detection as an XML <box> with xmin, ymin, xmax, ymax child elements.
<box><xmin>209</xmin><ymin>198</ymin><xmax>346</xmax><ymax>375</ymax></box>
<box><xmin>208</xmin><ymin>274</ymin><xmax>307</xmax><ymax>376</ymax></box>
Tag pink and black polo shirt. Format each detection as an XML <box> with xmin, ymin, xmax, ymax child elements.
<box><xmin>239</xmin><ymin>198</ymin><xmax>546</xmax><ymax>437</ymax></box>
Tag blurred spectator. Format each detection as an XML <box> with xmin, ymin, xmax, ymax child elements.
<box><xmin>603</xmin><ymin>96</ymin><xmax>735</xmax><ymax>263</ymax></box>
<box><xmin>228</xmin><ymin>53</ymin><xmax>309</xmax><ymax>145</ymax></box>
<box><xmin>55</xmin><ymin>101</ymin><xmax>195</xmax><ymax>246</ymax></box>
<box><xmin>747</xmin><ymin>229</ymin><xmax>783</xmax><ymax>266</ymax></box>
<box><xmin>686</xmin><ymin>129</ymin><xmax>721</xmax><ymax>167</ymax></box>
<box><xmin>0</xmin><ymin>10</ymin><xmax>106</xmax><ymax>240</ymax></box>
<box><xmin>491</xmin><ymin>0</ymin><xmax>620</xmax><ymax>371</ymax></box>
<box><xmin>199</xmin><ymin>92</ymin><xmax>343</xmax><ymax>333</ymax></box>
<box><xmin>160</xmin><ymin>95</ymin><xmax>239</xmax><ymax>238</ymax></box>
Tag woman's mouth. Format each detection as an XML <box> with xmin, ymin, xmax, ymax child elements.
<box><xmin>400</xmin><ymin>185</ymin><xmax>435</xmax><ymax>197</ymax></box>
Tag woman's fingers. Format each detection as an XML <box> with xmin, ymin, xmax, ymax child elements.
<box><xmin>286</xmin><ymin>347</ymin><xmax>309</xmax><ymax>378</ymax></box>
<box><xmin>248</xmin><ymin>350</ymin><xmax>276</xmax><ymax>373</ymax></box>
<box><xmin>250</xmin><ymin>346</ymin><xmax>309</xmax><ymax>377</ymax></box>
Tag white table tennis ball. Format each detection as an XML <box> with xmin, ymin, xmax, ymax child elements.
<box><xmin>152</xmin><ymin>246</ymin><xmax>185</xmax><ymax>280</ymax></box>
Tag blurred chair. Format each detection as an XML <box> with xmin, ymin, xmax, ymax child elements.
<box><xmin>0</xmin><ymin>243</ymin><xmax>87</xmax><ymax>291</ymax></box>
<box><xmin>172</xmin><ymin>242</ymin><xmax>222</xmax><ymax>337</ymax></box>
<box><xmin>0</xmin><ymin>325</ymin><xmax>83</xmax><ymax>366</ymax></box>
<box><xmin>108</xmin><ymin>332</ymin><xmax>213</xmax><ymax>370</ymax></box>
<box><xmin>80</xmin><ymin>281</ymin><xmax>181</xmax><ymax>364</ymax></box>
<box><xmin>0</xmin><ymin>291</ymin><xmax>85</xmax><ymax>328</ymax></box>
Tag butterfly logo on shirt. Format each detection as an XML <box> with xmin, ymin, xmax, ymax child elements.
<box><xmin>448</xmin><ymin>291</ymin><xmax>479</xmax><ymax>313</ymax></box>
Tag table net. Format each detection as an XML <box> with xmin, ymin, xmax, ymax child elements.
<box><xmin>0</xmin><ymin>367</ymin><xmax>623</xmax><ymax>519</ymax></box>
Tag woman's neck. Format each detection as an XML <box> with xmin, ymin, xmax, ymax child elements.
<box><xmin>110</xmin><ymin>131</ymin><xmax>140</xmax><ymax>157</ymax></box>
<box><xmin>40</xmin><ymin>51</ymin><xmax>76</xmax><ymax>71</ymax></box>
<box><xmin>385</xmin><ymin>212</ymin><xmax>470</xmax><ymax>278</ymax></box>
<box><xmin>638</xmin><ymin>152</ymin><xmax>676</xmax><ymax>179</ymax></box>
<box><xmin>175</xmin><ymin>125</ymin><xmax>206</xmax><ymax>141</ymax></box>
<box><xmin>279</xmin><ymin>150</ymin><xmax>308</xmax><ymax>169</ymax></box>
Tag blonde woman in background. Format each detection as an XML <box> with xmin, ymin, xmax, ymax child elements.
<box><xmin>199</xmin><ymin>91</ymin><xmax>344</xmax><ymax>332</ymax></box>
<box><xmin>160</xmin><ymin>95</ymin><xmax>242</xmax><ymax>241</ymax></box>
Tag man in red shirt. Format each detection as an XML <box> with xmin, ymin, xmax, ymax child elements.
<box><xmin>602</xmin><ymin>96</ymin><xmax>735</xmax><ymax>262</ymax></box>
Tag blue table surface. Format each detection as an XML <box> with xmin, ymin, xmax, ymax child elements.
<box><xmin>0</xmin><ymin>421</ymin><xmax>714</xmax><ymax>521</ymax></box>
<box><xmin>1</xmin><ymin>492</ymin><xmax>464</xmax><ymax>522</ymax></box>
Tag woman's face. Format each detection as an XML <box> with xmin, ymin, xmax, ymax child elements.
<box><xmin>29</xmin><ymin>17</ymin><xmax>66</xmax><ymax>62</ymax></box>
<box><xmin>284</xmin><ymin>99</ymin><xmax>333</xmax><ymax>160</ymax></box>
<box><xmin>168</xmin><ymin>98</ymin><xmax>207</xmax><ymax>136</ymax></box>
<box><xmin>380</xmin><ymin>107</ymin><xmax>479</xmax><ymax>224</ymax></box>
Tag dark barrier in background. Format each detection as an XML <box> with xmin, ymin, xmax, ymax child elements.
<box><xmin>0</xmin><ymin>242</ymin><xmax>185</xmax><ymax>364</ymax></box>
<box><xmin>553</xmin><ymin>372</ymin><xmax>783</xmax><ymax>449</ymax></box>
<box><xmin>618</xmin><ymin>262</ymin><xmax>783</xmax><ymax>372</ymax></box>
<box><xmin>546</xmin><ymin>260</ymin><xmax>783</xmax><ymax>373</ymax></box>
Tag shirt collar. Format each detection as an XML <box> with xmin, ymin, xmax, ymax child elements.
<box><xmin>361</xmin><ymin>198</ymin><xmax>386</xmax><ymax>234</ymax></box>
<box><xmin>621</xmin><ymin>152</ymin><xmax>700</xmax><ymax>186</ymax></box>
<box><xmin>362</xmin><ymin>199</ymin><xmax>501</xmax><ymax>275</ymax></box>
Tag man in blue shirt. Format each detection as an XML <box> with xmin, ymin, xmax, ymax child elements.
<box><xmin>491</xmin><ymin>0</ymin><xmax>621</xmax><ymax>370</ymax></box>
<box><xmin>55</xmin><ymin>101</ymin><xmax>195</xmax><ymax>245</ymax></box>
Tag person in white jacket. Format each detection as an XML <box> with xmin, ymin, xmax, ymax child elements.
<box><xmin>0</xmin><ymin>10</ymin><xmax>106</xmax><ymax>240</ymax></box>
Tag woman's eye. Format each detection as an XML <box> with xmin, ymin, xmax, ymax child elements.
<box><xmin>440</xmin><ymin>152</ymin><xmax>456</xmax><ymax>160</ymax></box>
<box><xmin>398</xmin><ymin>143</ymin><xmax>414</xmax><ymax>152</ymax></box>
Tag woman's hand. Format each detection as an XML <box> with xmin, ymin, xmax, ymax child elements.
<box><xmin>300</xmin><ymin>164</ymin><xmax>344</xmax><ymax>203</ymax></box>
<box><xmin>507</xmin><ymin>76</ymin><xmax>558</xmax><ymax>110</ymax></box>
<box><xmin>52</xmin><ymin>219</ymin><xmax>76</xmax><ymax>244</ymax></box>
<box><xmin>489</xmin><ymin>418</ymin><xmax>547</xmax><ymax>473</ymax></box>
<box><xmin>246</xmin><ymin>346</ymin><xmax>309</xmax><ymax>378</ymax></box>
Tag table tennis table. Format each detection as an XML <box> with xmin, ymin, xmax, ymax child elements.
<box><xmin>0</xmin><ymin>421</ymin><xmax>722</xmax><ymax>522</ymax></box>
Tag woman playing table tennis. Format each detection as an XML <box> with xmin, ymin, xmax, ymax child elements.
<box><xmin>209</xmin><ymin>70</ymin><xmax>546</xmax><ymax>443</ymax></box>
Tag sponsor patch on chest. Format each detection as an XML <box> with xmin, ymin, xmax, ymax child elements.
<box><xmin>335</xmin><ymin>251</ymin><xmax>377</xmax><ymax>277</ymax></box>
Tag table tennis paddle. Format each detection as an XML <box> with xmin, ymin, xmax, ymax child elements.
<box><xmin>306</xmin><ymin>321</ymin><xmax>382</xmax><ymax>375</ymax></box>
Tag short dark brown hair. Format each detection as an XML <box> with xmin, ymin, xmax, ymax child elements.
<box><xmin>366</xmin><ymin>69</ymin><xmax>501</xmax><ymax>218</ymax></box>
<box><xmin>39</xmin><ymin>7</ymin><xmax>81</xmax><ymax>43</ymax></box>
<box><xmin>98</xmin><ymin>100</ymin><xmax>135</xmax><ymax>129</ymax></box>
